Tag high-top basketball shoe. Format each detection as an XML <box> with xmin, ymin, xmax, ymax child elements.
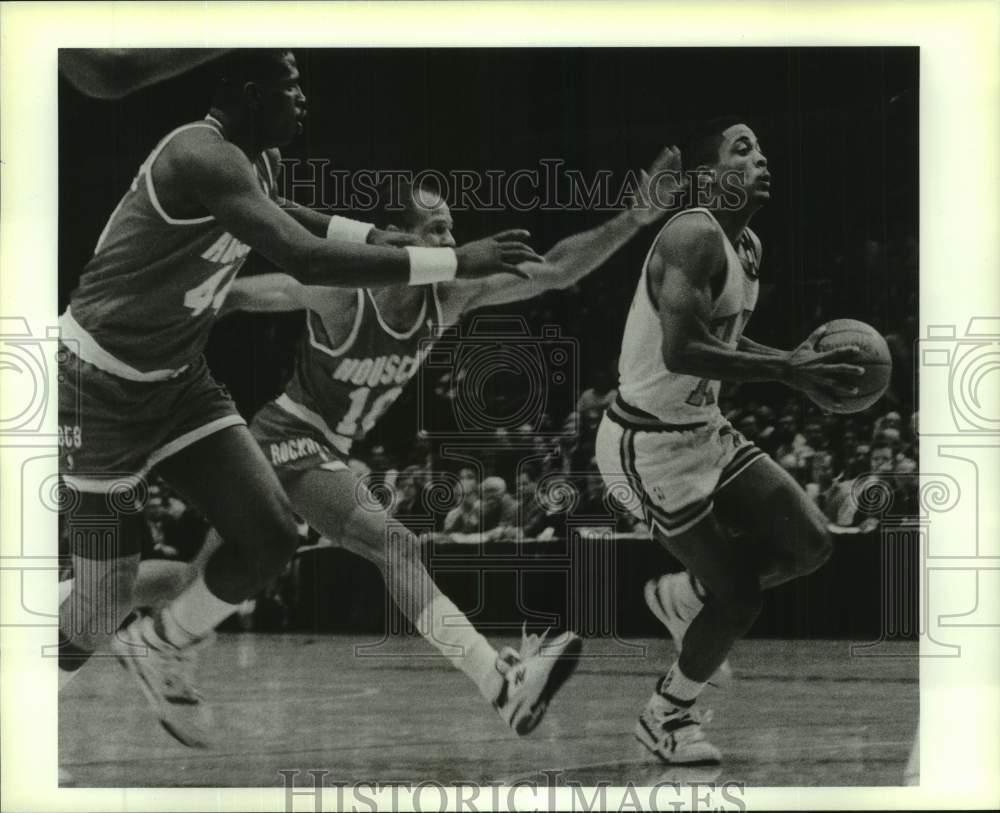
<box><xmin>634</xmin><ymin>679</ymin><xmax>721</xmax><ymax>765</ymax></box>
<box><xmin>111</xmin><ymin>611</ymin><xmax>213</xmax><ymax>748</ymax></box>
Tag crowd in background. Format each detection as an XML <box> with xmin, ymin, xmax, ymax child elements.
<box><xmin>150</xmin><ymin>227</ymin><xmax>921</xmax><ymax>549</ymax></box>
<box><xmin>56</xmin><ymin>230</ymin><xmax>920</xmax><ymax>630</ymax></box>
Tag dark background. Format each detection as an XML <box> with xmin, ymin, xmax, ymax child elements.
<box><xmin>59</xmin><ymin>48</ymin><xmax>919</xmax><ymax>638</ymax></box>
<box><xmin>60</xmin><ymin>47</ymin><xmax>918</xmax><ymax>417</ymax></box>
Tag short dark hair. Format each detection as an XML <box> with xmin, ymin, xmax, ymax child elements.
<box><xmin>681</xmin><ymin>115</ymin><xmax>746</xmax><ymax>169</ymax></box>
<box><xmin>374</xmin><ymin>176</ymin><xmax>442</xmax><ymax>230</ymax></box>
<box><xmin>213</xmin><ymin>49</ymin><xmax>293</xmax><ymax>106</ymax></box>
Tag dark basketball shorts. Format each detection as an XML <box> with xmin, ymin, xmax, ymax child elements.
<box><xmin>58</xmin><ymin>344</ymin><xmax>245</xmax><ymax>494</ymax></box>
<box><xmin>250</xmin><ymin>399</ymin><xmax>350</xmax><ymax>486</ymax></box>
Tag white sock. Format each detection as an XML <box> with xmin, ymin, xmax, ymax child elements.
<box><xmin>158</xmin><ymin>573</ymin><xmax>240</xmax><ymax>645</ymax></box>
<box><xmin>657</xmin><ymin>662</ymin><xmax>707</xmax><ymax>707</ymax></box>
<box><xmin>415</xmin><ymin>596</ymin><xmax>501</xmax><ymax>701</ymax></box>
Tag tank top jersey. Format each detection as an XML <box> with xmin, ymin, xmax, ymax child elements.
<box><xmin>279</xmin><ymin>286</ymin><xmax>443</xmax><ymax>454</ymax></box>
<box><xmin>616</xmin><ymin>207</ymin><xmax>762</xmax><ymax>426</ymax></box>
<box><xmin>62</xmin><ymin>116</ymin><xmax>277</xmax><ymax>379</ymax></box>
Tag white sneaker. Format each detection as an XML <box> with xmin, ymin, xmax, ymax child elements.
<box><xmin>634</xmin><ymin>692</ymin><xmax>721</xmax><ymax>765</ymax></box>
<box><xmin>644</xmin><ymin>575</ymin><xmax>732</xmax><ymax>686</ymax></box>
<box><xmin>110</xmin><ymin>613</ymin><xmax>213</xmax><ymax>748</ymax></box>
<box><xmin>493</xmin><ymin>625</ymin><xmax>583</xmax><ymax>736</ymax></box>
<box><xmin>158</xmin><ymin>631</ymin><xmax>216</xmax><ymax>705</ymax></box>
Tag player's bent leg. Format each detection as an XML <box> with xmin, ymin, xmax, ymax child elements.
<box><xmin>635</xmin><ymin>512</ymin><xmax>764</xmax><ymax>765</ymax></box>
<box><xmin>595</xmin><ymin>415</ymin><xmax>730</xmax><ymax>686</ymax></box>
<box><xmin>132</xmin><ymin>560</ymin><xmax>197</xmax><ymax>609</ymax></box>
<box><xmin>157</xmin><ymin>426</ymin><xmax>302</xmax><ymax>607</ymax></box>
<box><xmin>643</xmin><ymin>566</ymin><xmax>733</xmax><ymax>688</ymax></box>
<box><xmin>131</xmin><ymin>529</ymin><xmax>222</xmax><ymax>609</ymax></box>
<box><xmin>58</xmin><ymin>489</ymin><xmax>144</xmax><ymax>690</ymax></box>
<box><xmin>114</xmin><ymin>425</ymin><xmax>300</xmax><ymax>748</ymax></box>
<box><xmin>657</xmin><ymin>514</ymin><xmax>763</xmax><ymax>685</ymax></box>
<box><xmin>285</xmin><ymin>467</ymin><xmax>581</xmax><ymax>736</ymax></box>
<box><xmin>124</xmin><ymin>530</ymin><xmax>225</xmax><ymax>707</ymax></box>
<box><xmin>714</xmin><ymin>455</ymin><xmax>833</xmax><ymax>589</ymax></box>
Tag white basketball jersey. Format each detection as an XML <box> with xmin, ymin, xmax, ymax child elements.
<box><xmin>616</xmin><ymin>207</ymin><xmax>762</xmax><ymax>426</ymax></box>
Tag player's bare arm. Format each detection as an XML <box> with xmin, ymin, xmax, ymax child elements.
<box><xmin>159</xmin><ymin>131</ymin><xmax>541</xmax><ymax>286</ymax></box>
<box><xmin>439</xmin><ymin>146</ymin><xmax>682</xmax><ymax>319</ymax></box>
<box><xmin>218</xmin><ymin>273</ymin><xmax>308</xmax><ymax>315</ymax></box>
<box><xmin>736</xmin><ymin>335</ymin><xmax>785</xmax><ymax>357</ymax></box>
<box><xmin>218</xmin><ymin>272</ymin><xmax>361</xmax><ymax>321</ymax></box>
<box><xmin>654</xmin><ymin>214</ymin><xmax>864</xmax><ymax>396</ymax></box>
<box><xmin>268</xmin><ymin>151</ymin><xmax>416</xmax><ymax>248</ymax></box>
<box><xmin>278</xmin><ymin>197</ymin><xmax>418</xmax><ymax>247</ymax></box>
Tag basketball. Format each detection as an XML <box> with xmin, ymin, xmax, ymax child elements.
<box><xmin>808</xmin><ymin>319</ymin><xmax>892</xmax><ymax>414</ymax></box>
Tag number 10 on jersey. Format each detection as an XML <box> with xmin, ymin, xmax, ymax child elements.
<box><xmin>335</xmin><ymin>386</ymin><xmax>404</xmax><ymax>437</ymax></box>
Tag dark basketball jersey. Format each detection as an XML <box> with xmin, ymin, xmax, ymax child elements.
<box><xmin>62</xmin><ymin>116</ymin><xmax>277</xmax><ymax>378</ymax></box>
<box><xmin>277</xmin><ymin>287</ymin><xmax>442</xmax><ymax>454</ymax></box>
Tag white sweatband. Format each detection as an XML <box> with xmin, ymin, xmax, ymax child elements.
<box><xmin>406</xmin><ymin>246</ymin><xmax>458</xmax><ymax>285</ymax></box>
<box><xmin>326</xmin><ymin>215</ymin><xmax>375</xmax><ymax>244</ymax></box>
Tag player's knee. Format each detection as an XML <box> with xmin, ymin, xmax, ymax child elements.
<box><xmin>713</xmin><ymin>574</ymin><xmax>763</xmax><ymax>628</ymax></box>
<box><xmin>245</xmin><ymin>490</ymin><xmax>301</xmax><ymax>567</ymax></box>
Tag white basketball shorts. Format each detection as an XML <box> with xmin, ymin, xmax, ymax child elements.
<box><xmin>595</xmin><ymin>400</ymin><xmax>766</xmax><ymax>537</ymax></box>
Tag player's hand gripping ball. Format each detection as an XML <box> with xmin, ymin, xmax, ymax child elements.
<box><xmin>808</xmin><ymin>319</ymin><xmax>892</xmax><ymax>413</ymax></box>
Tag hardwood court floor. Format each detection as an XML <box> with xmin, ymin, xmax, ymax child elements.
<box><xmin>60</xmin><ymin>634</ymin><xmax>917</xmax><ymax>787</ymax></box>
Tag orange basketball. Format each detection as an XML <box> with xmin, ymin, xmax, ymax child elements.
<box><xmin>808</xmin><ymin>319</ymin><xmax>892</xmax><ymax>414</ymax></box>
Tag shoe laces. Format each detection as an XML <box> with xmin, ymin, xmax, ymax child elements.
<box><xmin>495</xmin><ymin>623</ymin><xmax>552</xmax><ymax>676</ymax></box>
<box><xmin>649</xmin><ymin>698</ymin><xmax>714</xmax><ymax>729</ymax></box>
<box><xmin>142</xmin><ymin>616</ymin><xmax>209</xmax><ymax>699</ymax></box>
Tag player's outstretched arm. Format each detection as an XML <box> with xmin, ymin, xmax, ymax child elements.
<box><xmin>655</xmin><ymin>214</ymin><xmax>864</xmax><ymax>397</ymax></box>
<box><xmin>176</xmin><ymin>133</ymin><xmax>541</xmax><ymax>287</ymax></box>
<box><xmin>276</xmin><ymin>197</ymin><xmax>417</xmax><ymax>248</ymax></box>
<box><xmin>439</xmin><ymin>147</ymin><xmax>683</xmax><ymax>317</ymax></box>
<box><xmin>218</xmin><ymin>273</ymin><xmax>308</xmax><ymax>315</ymax></box>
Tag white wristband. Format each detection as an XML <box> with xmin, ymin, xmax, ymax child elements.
<box><xmin>406</xmin><ymin>246</ymin><xmax>458</xmax><ymax>285</ymax></box>
<box><xmin>326</xmin><ymin>215</ymin><xmax>375</xmax><ymax>244</ymax></box>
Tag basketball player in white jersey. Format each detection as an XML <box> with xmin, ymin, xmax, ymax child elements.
<box><xmin>595</xmin><ymin>117</ymin><xmax>866</xmax><ymax>764</ymax></box>
<box><xmin>112</xmin><ymin>148</ymin><xmax>684</xmax><ymax>747</ymax></box>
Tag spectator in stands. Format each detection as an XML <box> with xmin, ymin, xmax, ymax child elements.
<box><xmin>774</xmin><ymin>411</ymin><xmax>808</xmax><ymax>463</ymax></box>
<box><xmin>144</xmin><ymin>482</ymin><xmax>209</xmax><ymax>561</ymax></box>
<box><xmin>446</xmin><ymin>476</ymin><xmax>518</xmax><ymax>543</ymax></box>
<box><xmin>442</xmin><ymin>467</ymin><xmax>481</xmax><ymax>534</ymax></box>
<box><xmin>825</xmin><ymin>442</ymin><xmax>891</xmax><ymax>528</ymax></box>
<box><xmin>367</xmin><ymin>445</ymin><xmax>399</xmax><ymax>506</ymax></box>
<box><xmin>574</xmin><ymin>466</ymin><xmax>648</xmax><ymax>534</ymax></box>
<box><xmin>576</xmin><ymin>366</ymin><xmax>617</xmax><ymax>416</ymax></box>
<box><xmin>479</xmin><ymin>476</ymin><xmax>518</xmax><ymax>535</ymax></box>
<box><xmin>392</xmin><ymin>465</ymin><xmax>431</xmax><ymax>523</ymax></box>
<box><xmin>514</xmin><ymin>469</ymin><xmax>564</xmax><ymax>539</ymax></box>
<box><xmin>802</xmin><ymin>419</ymin><xmax>827</xmax><ymax>454</ymax></box>
<box><xmin>804</xmin><ymin>451</ymin><xmax>837</xmax><ymax>511</ymax></box>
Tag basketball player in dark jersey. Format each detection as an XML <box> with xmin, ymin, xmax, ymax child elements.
<box><xmin>57</xmin><ymin>49</ymin><xmax>542</xmax><ymax>745</ymax></box>
<box><xmin>115</xmin><ymin>149</ymin><xmax>684</xmax><ymax>746</ymax></box>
